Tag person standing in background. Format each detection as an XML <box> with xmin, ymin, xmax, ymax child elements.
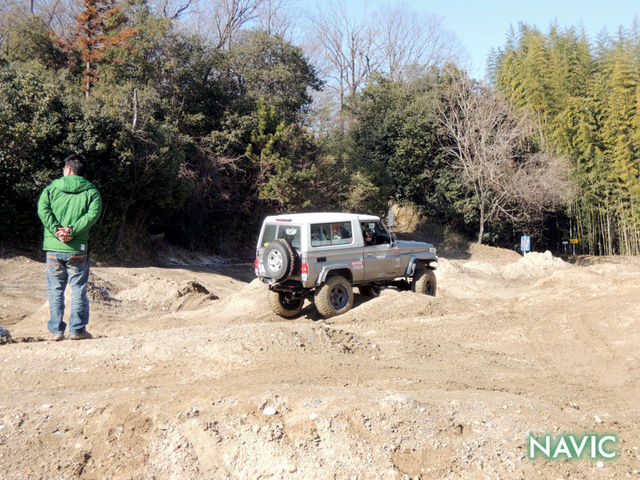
<box><xmin>38</xmin><ymin>154</ymin><xmax>102</xmax><ymax>341</ymax></box>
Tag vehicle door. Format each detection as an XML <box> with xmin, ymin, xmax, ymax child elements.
<box><xmin>361</xmin><ymin>221</ymin><xmax>402</xmax><ymax>280</ymax></box>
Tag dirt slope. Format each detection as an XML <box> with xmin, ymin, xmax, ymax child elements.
<box><xmin>1</xmin><ymin>249</ymin><xmax>640</xmax><ymax>479</ymax></box>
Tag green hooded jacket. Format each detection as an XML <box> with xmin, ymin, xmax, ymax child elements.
<box><xmin>37</xmin><ymin>175</ymin><xmax>102</xmax><ymax>253</ymax></box>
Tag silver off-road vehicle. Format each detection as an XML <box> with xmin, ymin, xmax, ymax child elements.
<box><xmin>254</xmin><ymin>212</ymin><xmax>438</xmax><ymax>318</ymax></box>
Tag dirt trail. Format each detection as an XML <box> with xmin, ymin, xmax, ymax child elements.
<box><xmin>1</xmin><ymin>249</ymin><xmax>640</xmax><ymax>479</ymax></box>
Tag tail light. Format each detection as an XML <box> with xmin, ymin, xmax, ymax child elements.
<box><xmin>254</xmin><ymin>258</ymin><xmax>259</xmax><ymax>275</ymax></box>
<box><xmin>301</xmin><ymin>263</ymin><xmax>308</xmax><ymax>281</ymax></box>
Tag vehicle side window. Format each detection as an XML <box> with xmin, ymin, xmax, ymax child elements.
<box><xmin>310</xmin><ymin>224</ymin><xmax>331</xmax><ymax>246</ymax></box>
<box><xmin>311</xmin><ymin>222</ymin><xmax>352</xmax><ymax>247</ymax></box>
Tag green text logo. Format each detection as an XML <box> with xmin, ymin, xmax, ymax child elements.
<box><xmin>527</xmin><ymin>434</ymin><xmax>618</xmax><ymax>460</ymax></box>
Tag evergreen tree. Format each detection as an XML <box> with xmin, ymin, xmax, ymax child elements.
<box><xmin>57</xmin><ymin>0</ymin><xmax>137</xmax><ymax>97</ymax></box>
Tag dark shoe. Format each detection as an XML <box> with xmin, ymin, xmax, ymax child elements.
<box><xmin>70</xmin><ymin>331</ymin><xmax>92</xmax><ymax>341</ymax></box>
<box><xmin>50</xmin><ymin>333</ymin><xmax>65</xmax><ymax>342</ymax></box>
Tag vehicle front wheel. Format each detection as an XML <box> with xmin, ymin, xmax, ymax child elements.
<box><xmin>315</xmin><ymin>275</ymin><xmax>354</xmax><ymax>318</ymax></box>
<box><xmin>411</xmin><ymin>268</ymin><xmax>436</xmax><ymax>296</ymax></box>
<box><xmin>268</xmin><ymin>289</ymin><xmax>304</xmax><ymax>318</ymax></box>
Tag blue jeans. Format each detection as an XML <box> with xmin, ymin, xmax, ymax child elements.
<box><xmin>46</xmin><ymin>252</ymin><xmax>90</xmax><ymax>335</ymax></box>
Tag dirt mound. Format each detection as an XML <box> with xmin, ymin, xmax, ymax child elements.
<box><xmin>501</xmin><ymin>250</ymin><xmax>569</xmax><ymax>280</ymax></box>
<box><xmin>118</xmin><ymin>277</ymin><xmax>218</xmax><ymax>312</ymax></box>
<box><xmin>336</xmin><ymin>288</ymin><xmax>445</xmax><ymax>324</ymax></box>
<box><xmin>2</xmin><ymin>253</ymin><xmax>640</xmax><ymax>479</ymax></box>
<box><xmin>529</xmin><ymin>267</ymin><xmax>603</xmax><ymax>291</ymax></box>
<box><xmin>216</xmin><ymin>279</ymin><xmax>272</xmax><ymax>322</ymax></box>
<box><xmin>466</xmin><ymin>242</ymin><xmax>522</xmax><ymax>265</ymax></box>
<box><xmin>435</xmin><ymin>259</ymin><xmax>518</xmax><ymax>300</ymax></box>
<box><xmin>87</xmin><ymin>272</ymin><xmax>120</xmax><ymax>304</ymax></box>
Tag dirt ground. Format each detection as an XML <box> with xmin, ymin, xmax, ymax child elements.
<box><xmin>1</xmin><ymin>246</ymin><xmax>640</xmax><ymax>479</ymax></box>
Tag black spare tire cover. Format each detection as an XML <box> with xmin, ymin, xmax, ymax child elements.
<box><xmin>262</xmin><ymin>239</ymin><xmax>297</xmax><ymax>282</ymax></box>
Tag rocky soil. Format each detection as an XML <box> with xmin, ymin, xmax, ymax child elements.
<box><xmin>1</xmin><ymin>248</ymin><xmax>640</xmax><ymax>479</ymax></box>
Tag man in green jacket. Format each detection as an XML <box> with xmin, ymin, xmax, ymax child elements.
<box><xmin>38</xmin><ymin>154</ymin><xmax>102</xmax><ymax>341</ymax></box>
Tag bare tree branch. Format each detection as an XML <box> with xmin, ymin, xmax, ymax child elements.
<box><xmin>161</xmin><ymin>0</ymin><xmax>192</xmax><ymax>20</ymax></box>
<box><xmin>307</xmin><ymin>0</ymin><xmax>380</xmax><ymax>112</ymax></box>
<box><xmin>440</xmin><ymin>72</ymin><xmax>571</xmax><ymax>243</ymax></box>
<box><xmin>374</xmin><ymin>4</ymin><xmax>460</xmax><ymax>82</ymax></box>
<box><xmin>256</xmin><ymin>0</ymin><xmax>295</xmax><ymax>39</ymax></box>
<box><xmin>213</xmin><ymin>0</ymin><xmax>261</xmax><ymax>49</ymax></box>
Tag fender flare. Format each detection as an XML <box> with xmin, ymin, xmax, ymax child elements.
<box><xmin>405</xmin><ymin>253</ymin><xmax>438</xmax><ymax>277</ymax></box>
<box><xmin>316</xmin><ymin>264</ymin><xmax>354</xmax><ymax>286</ymax></box>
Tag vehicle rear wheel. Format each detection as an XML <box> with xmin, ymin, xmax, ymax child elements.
<box><xmin>262</xmin><ymin>239</ymin><xmax>297</xmax><ymax>282</ymax></box>
<box><xmin>268</xmin><ymin>289</ymin><xmax>304</xmax><ymax>318</ymax></box>
<box><xmin>411</xmin><ymin>268</ymin><xmax>436</xmax><ymax>296</ymax></box>
<box><xmin>315</xmin><ymin>275</ymin><xmax>354</xmax><ymax>318</ymax></box>
<box><xmin>358</xmin><ymin>284</ymin><xmax>381</xmax><ymax>297</ymax></box>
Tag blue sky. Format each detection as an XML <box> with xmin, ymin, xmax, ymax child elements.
<box><xmin>298</xmin><ymin>0</ymin><xmax>640</xmax><ymax>79</ymax></box>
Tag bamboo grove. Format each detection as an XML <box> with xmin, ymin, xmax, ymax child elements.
<box><xmin>490</xmin><ymin>23</ymin><xmax>640</xmax><ymax>255</ymax></box>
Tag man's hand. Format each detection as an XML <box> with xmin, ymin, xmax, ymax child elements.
<box><xmin>55</xmin><ymin>227</ymin><xmax>73</xmax><ymax>243</ymax></box>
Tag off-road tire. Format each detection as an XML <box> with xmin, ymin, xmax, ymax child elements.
<box><xmin>315</xmin><ymin>275</ymin><xmax>354</xmax><ymax>318</ymax></box>
<box><xmin>268</xmin><ymin>289</ymin><xmax>304</xmax><ymax>318</ymax></box>
<box><xmin>358</xmin><ymin>284</ymin><xmax>381</xmax><ymax>297</ymax></box>
<box><xmin>262</xmin><ymin>239</ymin><xmax>297</xmax><ymax>282</ymax></box>
<box><xmin>412</xmin><ymin>267</ymin><xmax>436</xmax><ymax>296</ymax></box>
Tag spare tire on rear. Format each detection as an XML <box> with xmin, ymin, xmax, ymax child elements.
<box><xmin>262</xmin><ymin>239</ymin><xmax>297</xmax><ymax>282</ymax></box>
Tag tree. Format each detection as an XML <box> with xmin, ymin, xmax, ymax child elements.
<box><xmin>186</xmin><ymin>0</ymin><xmax>261</xmax><ymax>50</ymax></box>
<box><xmin>0</xmin><ymin>61</ymin><xmax>71</xmax><ymax>242</ymax></box>
<box><xmin>491</xmin><ymin>22</ymin><xmax>640</xmax><ymax>254</ymax></box>
<box><xmin>0</xmin><ymin>0</ymin><xmax>78</xmax><ymax>51</ymax></box>
<box><xmin>0</xmin><ymin>14</ymin><xmax>65</xmax><ymax>66</ymax></box>
<box><xmin>307</xmin><ymin>0</ymin><xmax>378</xmax><ymax>115</ymax></box>
<box><xmin>58</xmin><ymin>0</ymin><xmax>136</xmax><ymax>97</ymax></box>
<box><xmin>229</xmin><ymin>30</ymin><xmax>322</xmax><ymax>121</ymax></box>
<box><xmin>306</xmin><ymin>2</ymin><xmax>460</xmax><ymax>133</ymax></box>
<box><xmin>375</xmin><ymin>5</ymin><xmax>459</xmax><ymax>82</ymax></box>
<box><xmin>440</xmin><ymin>73</ymin><xmax>570</xmax><ymax>244</ymax></box>
<box><xmin>255</xmin><ymin>0</ymin><xmax>295</xmax><ymax>39</ymax></box>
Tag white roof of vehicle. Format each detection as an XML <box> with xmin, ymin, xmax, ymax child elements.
<box><xmin>263</xmin><ymin>212</ymin><xmax>380</xmax><ymax>224</ymax></box>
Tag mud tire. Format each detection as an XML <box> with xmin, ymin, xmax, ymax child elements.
<box><xmin>268</xmin><ymin>289</ymin><xmax>304</xmax><ymax>318</ymax></box>
<box><xmin>315</xmin><ymin>275</ymin><xmax>354</xmax><ymax>318</ymax></box>
<box><xmin>411</xmin><ymin>267</ymin><xmax>436</xmax><ymax>296</ymax></box>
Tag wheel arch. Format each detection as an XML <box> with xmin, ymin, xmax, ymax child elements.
<box><xmin>317</xmin><ymin>266</ymin><xmax>353</xmax><ymax>285</ymax></box>
<box><xmin>405</xmin><ymin>255</ymin><xmax>437</xmax><ymax>277</ymax></box>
